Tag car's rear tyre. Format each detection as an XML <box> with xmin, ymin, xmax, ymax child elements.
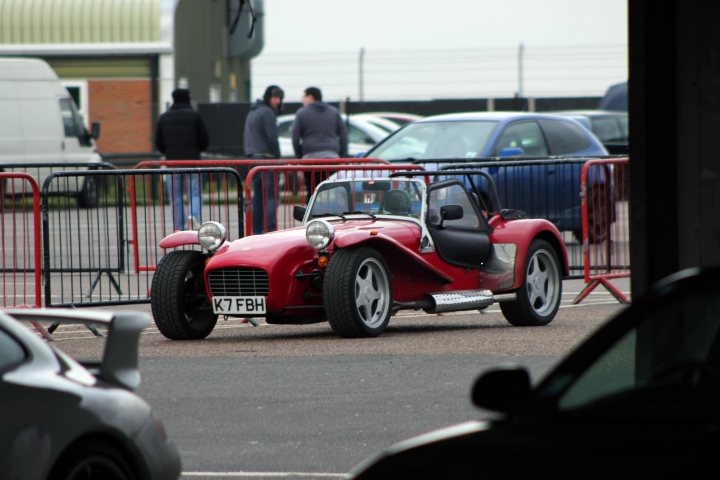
<box><xmin>501</xmin><ymin>239</ymin><xmax>561</xmax><ymax>326</ymax></box>
<box><xmin>50</xmin><ymin>439</ymin><xmax>136</xmax><ymax>480</ymax></box>
<box><xmin>151</xmin><ymin>250</ymin><xmax>217</xmax><ymax>340</ymax></box>
<box><xmin>324</xmin><ymin>247</ymin><xmax>392</xmax><ymax>337</ymax></box>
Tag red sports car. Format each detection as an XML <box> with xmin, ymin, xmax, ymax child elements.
<box><xmin>150</xmin><ymin>172</ymin><xmax>569</xmax><ymax>339</ymax></box>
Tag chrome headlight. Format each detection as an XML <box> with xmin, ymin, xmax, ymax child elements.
<box><xmin>306</xmin><ymin>220</ymin><xmax>334</xmax><ymax>250</ymax></box>
<box><xmin>198</xmin><ymin>222</ymin><xmax>227</xmax><ymax>252</ymax></box>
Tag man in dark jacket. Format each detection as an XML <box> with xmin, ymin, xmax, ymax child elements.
<box><xmin>243</xmin><ymin>85</ymin><xmax>284</xmax><ymax>234</ymax></box>
<box><xmin>291</xmin><ymin>86</ymin><xmax>348</xmax><ymax>200</ymax></box>
<box><xmin>155</xmin><ymin>88</ymin><xmax>210</xmax><ymax>230</ymax></box>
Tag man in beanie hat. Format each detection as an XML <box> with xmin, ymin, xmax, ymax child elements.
<box><xmin>156</xmin><ymin>88</ymin><xmax>210</xmax><ymax>230</ymax></box>
<box><xmin>243</xmin><ymin>85</ymin><xmax>284</xmax><ymax>234</ymax></box>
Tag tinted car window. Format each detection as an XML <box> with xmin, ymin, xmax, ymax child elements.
<box><xmin>558</xmin><ymin>290</ymin><xmax>720</xmax><ymax>411</ymax></box>
<box><xmin>590</xmin><ymin>118</ymin><xmax>624</xmax><ymax>143</ymax></box>
<box><xmin>0</xmin><ymin>328</ymin><xmax>25</xmax><ymax>371</ymax></box>
<box><xmin>494</xmin><ymin>121</ymin><xmax>548</xmax><ymax>156</ymax></box>
<box><xmin>539</xmin><ymin>118</ymin><xmax>592</xmax><ymax>155</ymax></box>
<box><xmin>348</xmin><ymin>124</ymin><xmax>374</xmax><ymax>145</ymax></box>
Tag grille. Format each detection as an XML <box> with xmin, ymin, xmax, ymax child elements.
<box><xmin>208</xmin><ymin>268</ymin><xmax>269</xmax><ymax>297</ymax></box>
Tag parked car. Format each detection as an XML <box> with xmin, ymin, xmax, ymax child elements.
<box><xmin>361</xmin><ymin>112</ymin><xmax>423</xmax><ymax>127</ymax></box>
<box><xmin>351</xmin><ymin>266</ymin><xmax>720</xmax><ymax>479</ymax></box>
<box><xmin>151</xmin><ymin>172</ymin><xmax>568</xmax><ymax>340</ymax></box>
<box><xmin>277</xmin><ymin>113</ymin><xmax>391</xmax><ymax>158</ymax></box>
<box><xmin>364</xmin><ymin>112</ymin><xmax>611</xmax><ymax>238</ymax></box>
<box><xmin>0</xmin><ymin>57</ymin><xmax>102</xmax><ymax>207</ymax></box>
<box><xmin>0</xmin><ymin>309</ymin><xmax>181</xmax><ymax>480</ymax></box>
<box><xmin>553</xmin><ymin>110</ymin><xmax>629</xmax><ymax>154</ymax></box>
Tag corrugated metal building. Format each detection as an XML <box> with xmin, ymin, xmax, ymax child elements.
<box><xmin>0</xmin><ymin>0</ymin><xmax>264</xmax><ymax>153</ymax></box>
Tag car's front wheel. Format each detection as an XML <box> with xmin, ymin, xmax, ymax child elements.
<box><xmin>323</xmin><ymin>247</ymin><xmax>393</xmax><ymax>337</ymax></box>
<box><xmin>151</xmin><ymin>250</ymin><xmax>217</xmax><ymax>340</ymax></box>
<box><xmin>501</xmin><ymin>239</ymin><xmax>562</xmax><ymax>326</ymax></box>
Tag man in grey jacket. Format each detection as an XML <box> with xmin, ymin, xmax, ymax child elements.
<box><xmin>292</xmin><ymin>87</ymin><xmax>349</xmax><ymax>200</ymax></box>
<box><xmin>243</xmin><ymin>85</ymin><xmax>284</xmax><ymax>233</ymax></box>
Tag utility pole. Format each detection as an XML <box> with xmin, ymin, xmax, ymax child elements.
<box><xmin>358</xmin><ymin>47</ymin><xmax>366</xmax><ymax>102</ymax></box>
<box><xmin>518</xmin><ymin>42</ymin><xmax>525</xmax><ymax>98</ymax></box>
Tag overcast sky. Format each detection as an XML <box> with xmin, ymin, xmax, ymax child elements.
<box><xmin>250</xmin><ymin>0</ymin><xmax>628</xmax><ymax>102</ymax></box>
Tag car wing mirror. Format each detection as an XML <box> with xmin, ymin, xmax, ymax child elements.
<box><xmin>471</xmin><ymin>367</ymin><xmax>532</xmax><ymax>413</ymax></box>
<box><xmin>90</xmin><ymin>122</ymin><xmax>101</xmax><ymax>140</ymax></box>
<box><xmin>293</xmin><ymin>205</ymin><xmax>307</xmax><ymax>222</ymax></box>
<box><xmin>437</xmin><ymin>204</ymin><xmax>463</xmax><ymax>227</ymax></box>
<box><xmin>498</xmin><ymin>147</ymin><xmax>524</xmax><ymax>157</ymax></box>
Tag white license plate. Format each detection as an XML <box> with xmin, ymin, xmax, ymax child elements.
<box><xmin>212</xmin><ymin>296</ymin><xmax>267</xmax><ymax>315</ymax></box>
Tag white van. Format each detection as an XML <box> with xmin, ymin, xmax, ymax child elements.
<box><xmin>0</xmin><ymin>57</ymin><xmax>102</xmax><ymax>207</ymax></box>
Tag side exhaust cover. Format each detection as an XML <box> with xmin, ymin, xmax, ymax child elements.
<box><xmin>425</xmin><ymin>289</ymin><xmax>494</xmax><ymax>314</ymax></box>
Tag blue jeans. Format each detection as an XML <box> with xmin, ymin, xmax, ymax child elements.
<box><xmin>166</xmin><ymin>173</ymin><xmax>202</xmax><ymax>230</ymax></box>
<box><xmin>252</xmin><ymin>173</ymin><xmax>276</xmax><ymax>234</ymax></box>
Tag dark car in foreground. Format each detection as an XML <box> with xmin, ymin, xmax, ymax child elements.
<box><xmin>0</xmin><ymin>309</ymin><xmax>181</xmax><ymax>480</ymax></box>
<box><xmin>364</xmin><ymin>112</ymin><xmax>611</xmax><ymax>236</ymax></box>
<box><xmin>351</xmin><ymin>266</ymin><xmax>720</xmax><ymax>479</ymax></box>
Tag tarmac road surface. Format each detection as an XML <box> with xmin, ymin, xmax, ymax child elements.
<box><xmin>42</xmin><ymin>278</ymin><xmax>629</xmax><ymax>480</ymax></box>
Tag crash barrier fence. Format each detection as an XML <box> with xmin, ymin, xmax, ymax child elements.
<box><xmin>0</xmin><ymin>172</ymin><xmax>42</xmax><ymax>308</ymax></box>
<box><xmin>40</xmin><ymin>160</ymin><xmax>395</xmax><ymax>307</ymax></box>
<box><xmin>1</xmin><ymin>163</ymin><xmax>115</xmax><ymax>336</ymax></box>
<box><xmin>244</xmin><ymin>164</ymin><xmax>425</xmax><ymax>237</ymax></box>
<box><xmin>41</xmin><ymin>168</ymin><xmax>242</xmax><ymax>307</ymax></box>
<box><xmin>573</xmin><ymin>157</ymin><xmax>630</xmax><ymax>304</ymax></box>
<box><xmin>7</xmin><ymin>157</ymin><xmax>628</xmax><ymax>308</ymax></box>
<box><xmin>417</xmin><ymin>156</ymin><xmax>626</xmax><ymax>280</ymax></box>
<box><xmin>131</xmin><ymin>158</ymin><xmax>391</xmax><ymax>271</ymax></box>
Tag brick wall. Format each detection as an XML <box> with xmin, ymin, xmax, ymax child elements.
<box><xmin>89</xmin><ymin>80</ymin><xmax>153</xmax><ymax>153</ymax></box>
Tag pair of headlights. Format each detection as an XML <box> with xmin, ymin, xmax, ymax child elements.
<box><xmin>197</xmin><ymin>220</ymin><xmax>334</xmax><ymax>252</ymax></box>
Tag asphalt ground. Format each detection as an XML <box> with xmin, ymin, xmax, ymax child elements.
<box><xmin>42</xmin><ymin>278</ymin><xmax>629</xmax><ymax>480</ymax></box>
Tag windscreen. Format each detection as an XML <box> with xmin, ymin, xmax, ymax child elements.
<box><xmin>368</xmin><ymin>120</ymin><xmax>497</xmax><ymax>161</ymax></box>
<box><xmin>310</xmin><ymin>179</ymin><xmax>423</xmax><ymax>219</ymax></box>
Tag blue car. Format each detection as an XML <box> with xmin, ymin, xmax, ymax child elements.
<box><xmin>365</xmin><ymin>112</ymin><xmax>609</xmax><ymax>236</ymax></box>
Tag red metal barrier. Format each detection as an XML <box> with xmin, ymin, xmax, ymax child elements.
<box><xmin>0</xmin><ymin>173</ymin><xmax>47</xmax><ymax>337</ymax></box>
<box><xmin>129</xmin><ymin>159</ymin><xmax>390</xmax><ymax>273</ymax></box>
<box><xmin>244</xmin><ymin>164</ymin><xmax>423</xmax><ymax>237</ymax></box>
<box><xmin>573</xmin><ymin>157</ymin><xmax>630</xmax><ymax>304</ymax></box>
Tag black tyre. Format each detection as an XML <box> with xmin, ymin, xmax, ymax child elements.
<box><xmin>323</xmin><ymin>247</ymin><xmax>393</xmax><ymax>337</ymax></box>
<box><xmin>151</xmin><ymin>250</ymin><xmax>217</xmax><ymax>340</ymax></box>
<box><xmin>50</xmin><ymin>439</ymin><xmax>136</xmax><ymax>480</ymax></box>
<box><xmin>77</xmin><ymin>175</ymin><xmax>98</xmax><ymax>208</ymax></box>
<box><xmin>501</xmin><ymin>239</ymin><xmax>562</xmax><ymax>326</ymax></box>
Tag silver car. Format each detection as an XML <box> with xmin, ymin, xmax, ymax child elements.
<box><xmin>0</xmin><ymin>309</ymin><xmax>181</xmax><ymax>480</ymax></box>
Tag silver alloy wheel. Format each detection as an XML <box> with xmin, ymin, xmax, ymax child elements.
<box><xmin>354</xmin><ymin>257</ymin><xmax>390</xmax><ymax>328</ymax></box>
<box><xmin>525</xmin><ymin>248</ymin><xmax>560</xmax><ymax>316</ymax></box>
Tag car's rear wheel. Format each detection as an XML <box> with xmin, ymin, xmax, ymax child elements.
<box><xmin>151</xmin><ymin>250</ymin><xmax>217</xmax><ymax>340</ymax></box>
<box><xmin>501</xmin><ymin>239</ymin><xmax>561</xmax><ymax>326</ymax></box>
<box><xmin>324</xmin><ymin>247</ymin><xmax>392</xmax><ymax>337</ymax></box>
<box><xmin>50</xmin><ymin>439</ymin><xmax>136</xmax><ymax>480</ymax></box>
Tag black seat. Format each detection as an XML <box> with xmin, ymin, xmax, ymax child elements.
<box><xmin>381</xmin><ymin>190</ymin><xmax>411</xmax><ymax>215</ymax></box>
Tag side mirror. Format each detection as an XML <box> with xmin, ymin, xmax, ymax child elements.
<box><xmin>471</xmin><ymin>367</ymin><xmax>532</xmax><ymax>413</ymax></box>
<box><xmin>90</xmin><ymin>122</ymin><xmax>101</xmax><ymax>140</ymax></box>
<box><xmin>437</xmin><ymin>204</ymin><xmax>463</xmax><ymax>227</ymax></box>
<box><xmin>498</xmin><ymin>147</ymin><xmax>524</xmax><ymax>157</ymax></box>
<box><xmin>293</xmin><ymin>205</ymin><xmax>306</xmax><ymax>222</ymax></box>
<box><xmin>354</xmin><ymin>152</ymin><xmax>366</xmax><ymax>158</ymax></box>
